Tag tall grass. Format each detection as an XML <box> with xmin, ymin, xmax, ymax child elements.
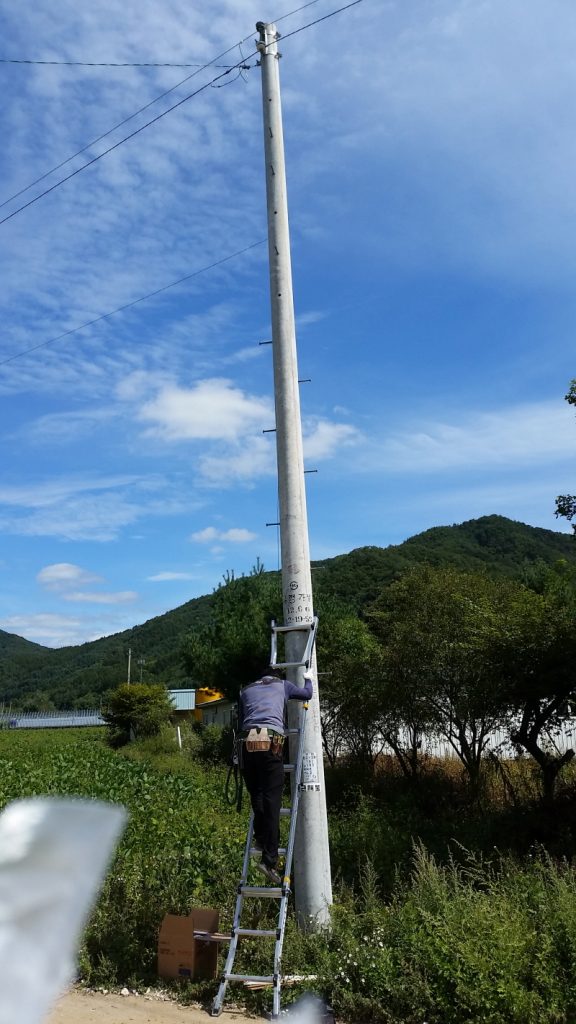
<box><xmin>3</xmin><ymin>728</ymin><xmax>576</xmax><ymax>1021</ymax></box>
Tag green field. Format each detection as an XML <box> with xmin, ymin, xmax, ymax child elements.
<box><xmin>3</xmin><ymin>726</ymin><xmax>576</xmax><ymax>1024</ymax></box>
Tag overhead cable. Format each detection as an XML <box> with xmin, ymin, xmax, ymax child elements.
<box><xmin>280</xmin><ymin>0</ymin><xmax>364</xmax><ymax>42</ymax></box>
<box><xmin>0</xmin><ymin>0</ymin><xmax>324</xmax><ymax>67</ymax></box>
<box><xmin>0</xmin><ymin>54</ymin><xmax>256</xmax><ymax>228</ymax></box>
<box><xmin>0</xmin><ymin>0</ymin><xmax>324</xmax><ymax>215</ymax></box>
<box><xmin>0</xmin><ymin>38</ymin><xmax>256</xmax><ymax>216</ymax></box>
<box><xmin>0</xmin><ymin>0</ymin><xmax>366</xmax><ymax>228</ymax></box>
<box><xmin>0</xmin><ymin>58</ymin><xmax>243</xmax><ymax>67</ymax></box>
<box><xmin>0</xmin><ymin>239</ymin><xmax>266</xmax><ymax>366</ymax></box>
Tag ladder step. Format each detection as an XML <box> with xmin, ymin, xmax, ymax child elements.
<box><xmin>280</xmin><ymin>807</ymin><xmax>291</xmax><ymax>816</ymax></box>
<box><xmin>226</xmin><ymin>974</ymin><xmax>275</xmax><ymax>984</ymax></box>
<box><xmin>236</xmin><ymin>928</ymin><xmax>278</xmax><ymax>938</ymax></box>
<box><xmin>240</xmin><ymin>885</ymin><xmax>284</xmax><ymax>898</ymax></box>
<box><xmin>286</xmin><ymin>728</ymin><xmax>301</xmax><ymax>735</ymax></box>
<box><xmin>251</xmin><ymin>847</ymin><xmax>286</xmax><ymax>856</ymax></box>
<box><xmin>273</xmin><ymin>660</ymin><xmax>309</xmax><ymax>669</ymax></box>
<box><xmin>284</xmin><ymin>764</ymin><xmax>295</xmax><ymax>772</ymax></box>
<box><xmin>272</xmin><ymin>623</ymin><xmax>315</xmax><ymax>634</ymax></box>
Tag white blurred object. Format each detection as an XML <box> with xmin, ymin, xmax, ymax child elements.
<box><xmin>0</xmin><ymin>797</ymin><xmax>126</xmax><ymax>1024</ymax></box>
<box><xmin>283</xmin><ymin>994</ymin><xmax>333</xmax><ymax>1024</ymax></box>
<box><xmin>303</xmin><ymin>670</ymin><xmax>314</xmax><ymax>682</ymax></box>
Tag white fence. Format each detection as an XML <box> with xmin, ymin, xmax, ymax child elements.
<box><xmin>387</xmin><ymin>722</ymin><xmax>576</xmax><ymax>760</ymax></box>
<box><xmin>0</xmin><ymin>709</ymin><xmax>105</xmax><ymax>729</ymax></box>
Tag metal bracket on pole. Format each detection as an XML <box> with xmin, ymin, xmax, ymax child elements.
<box><xmin>270</xmin><ymin>617</ymin><xmax>318</xmax><ymax>670</ymax></box>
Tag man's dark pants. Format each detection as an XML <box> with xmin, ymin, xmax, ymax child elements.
<box><xmin>242</xmin><ymin>747</ymin><xmax>285</xmax><ymax>868</ymax></box>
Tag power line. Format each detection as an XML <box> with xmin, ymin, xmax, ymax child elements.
<box><xmin>0</xmin><ymin>54</ymin><xmax>257</xmax><ymax>228</ymax></box>
<box><xmin>0</xmin><ymin>40</ymin><xmax>255</xmax><ymax>215</ymax></box>
<box><xmin>0</xmin><ymin>1</ymin><xmax>324</xmax><ymax>67</ymax></box>
<box><xmin>0</xmin><ymin>239</ymin><xmax>266</xmax><ymax>366</ymax></box>
<box><xmin>0</xmin><ymin>58</ymin><xmax>242</xmax><ymax>67</ymax></box>
<box><xmin>0</xmin><ymin>0</ymin><xmax>366</xmax><ymax>229</ymax></box>
<box><xmin>276</xmin><ymin>0</ymin><xmax>323</xmax><ymax>22</ymax></box>
<box><xmin>280</xmin><ymin>0</ymin><xmax>365</xmax><ymax>42</ymax></box>
<box><xmin>0</xmin><ymin>0</ymin><xmax>357</xmax><ymax>220</ymax></box>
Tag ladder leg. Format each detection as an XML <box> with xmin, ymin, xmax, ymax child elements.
<box><xmin>211</xmin><ymin>815</ymin><xmax>256</xmax><ymax>1015</ymax></box>
<box><xmin>214</xmin><ymin>707</ymin><xmax>308</xmax><ymax>1019</ymax></box>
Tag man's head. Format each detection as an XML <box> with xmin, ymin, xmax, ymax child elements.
<box><xmin>262</xmin><ymin>667</ymin><xmax>284</xmax><ymax>681</ymax></box>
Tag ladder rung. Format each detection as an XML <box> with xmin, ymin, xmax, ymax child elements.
<box><xmin>250</xmin><ymin>846</ymin><xmax>286</xmax><ymax>856</ymax></box>
<box><xmin>284</xmin><ymin>764</ymin><xmax>295</xmax><ymax>772</ymax></box>
<box><xmin>272</xmin><ymin>623</ymin><xmax>315</xmax><ymax>634</ymax></box>
<box><xmin>273</xmin><ymin>660</ymin><xmax>309</xmax><ymax>669</ymax></box>
<box><xmin>236</xmin><ymin>928</ymin><xmax>277</xmax><ymax>938</ymax></box>
<box><xmin>280</xmin><ymin>807</ymin><xmax>291</xmax><ymax>816</ymax></box>
<box><xmin>226</xmin><ymin>974</ymin><xmax>275</xmax><ymax>983</ymax></box>
<box><xmin>287</xmin><ymin>727</ymin><xmax>301</xmax><ymax>735</ymax></box>
<box><xmin>240</xmin><ymin>885</ymin><xmax>284</xmax><ymax>898</ymax></box>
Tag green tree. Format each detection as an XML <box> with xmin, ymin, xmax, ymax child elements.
<box><xmin>181</xmin><ymin>567</ymin><xmax>283</xmax><ymax>698</ymax></box>
<box><xmin>367</xmin><ymin>566</ymin><xmax>519</xmax><ymax>791</ymax></box>
<box><xmin>101</xmin><ymin>682</ymin><xmax>174</xmax><ymax>747</ymax></box>
<box><xmin>555</xmin><ymin>379</ymin><xmax>576</xmax><ymax>529</ymax></box>
<box><xmin>499</xmin><ymin>562</ymin><xmax>576</xmax><ymax>801</ymax></box>
<box><xmin>316</xmin><ymin>604</ymin><xmax>386</xmax><ymax>769</ymax></box>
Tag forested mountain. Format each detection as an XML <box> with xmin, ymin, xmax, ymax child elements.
<box><xmin>1</xmin><ymin>515</ymin><xmax>574</xmax><ymax>708</ymax></box>
<box><xmin>0</xmin><ymin>594</ymin><xmax>214</xmax><ymax>709</ymax></box>
<box><xmin>0</xmin><ymin>630</ymin><xmax>44</xmax><ymax>657</ymax></box>
<box><xmin>316</xmin><ymin>514</ymin><xmax>576</xmax><ymax>608</ymax></box>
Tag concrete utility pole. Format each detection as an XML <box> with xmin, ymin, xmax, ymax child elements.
<box><xmin>256</xmin><ymin>21</ymin><xmax>332</xmax><ymax>929</ymax></box>
<box><xmin>127</xmin><ymin>647</ymin><xmax>132</xmax><ymax>686</ymax></box>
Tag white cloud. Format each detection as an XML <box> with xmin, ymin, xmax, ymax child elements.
<box><xmin>365</xmin><ymin>402</ymin><xmax>575</xmax><ymax>474</ymax></box>
<box><xmin>303</xmin><ymin>420</ymin><xmax>360</xmax><ymax>461</ymax></box>
<box><xmin>190</xmin><ymin>525</ymin><xmax>256</xmax><ymax>544</ymax></box>
<box><xmin>190</xmin><ymin>526</ymin><xmax>219</xmax><ymax>543</ymax></box>
<box><xmin>16</xmin><ymin>407</ymin><xmax>118</xmax><ymax>444</ymax></box>
<box><xmin>220</xmin><ymin>527</ymin><xmax>256</xmax><ymax>542</ymax></box>
<box><xmin>63</xmin><ymin>590</ymin><xmax>137</xmax><ymax>605</ymax></box>
<box><xmin>37</xmin><ymin>563</ymin><xmax>104</xmax><ymax>590</ymax></box>
<box><xmin>35</xmin><ymin>561</ymin><xmax>137</xmax><ymax>606</ymax></box>
<box><xmin>0</xmin><ymin>474</ymin><xmax>188</xmax><ymax>541</ymax></box>
<box><xmin>199</xmin><ymin>435</ymin><xmax>275</xmax><ymax>484</ymax></box>
<box><xmin>147</xmin><ymin>571</ymin><xmax>196</xmax><ymax>581</ymax></box>
<box><xmin>0</xmin><ymin>613</ymin><xmax>87</xmax><ymax>647</ymax></box>
<box><xmin>221</xmin><ymin>345</ymin><xmax>266</xmax><ymax>365</ymax></box>
<box><xmin>138</xmin><ymin>378</ymin><xmax>272</xmax><ymax>442</ymax></box>
<box><xmin>0</xmin><ymin>476</ymin><xmax>141</xmax><ymax>509</ymax></box>
<box><xmin>296</xmin><ymin>310</ymin><xmax>327</xmax><ymax>328</ymax></box>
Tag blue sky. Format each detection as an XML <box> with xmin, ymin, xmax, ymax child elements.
<box><xmin>0</xmin><ymin>0</ymin><xmax>575</xmax><ymax>648</ymax></box>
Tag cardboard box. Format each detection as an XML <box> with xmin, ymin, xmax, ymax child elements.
<box><xmin>158</xmin><ymin>908</ymin><xmax>219</xmax><ymax>981</ymax></box>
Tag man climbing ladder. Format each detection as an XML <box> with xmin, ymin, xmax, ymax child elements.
<box><xmin>210</xmin><ymin>619</ymin><xmax>319</xmax><ymax>1018</ymax></box>
<box><xmin>239</xmin><ymin>668</ymin><xmax>314</xmax><ymax>884</ymax></box>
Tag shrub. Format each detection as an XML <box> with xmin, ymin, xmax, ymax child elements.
<box><xmin>102</xmin><ymin>683</ymin><xmax>174</xmax><ymax>747</ymax></box>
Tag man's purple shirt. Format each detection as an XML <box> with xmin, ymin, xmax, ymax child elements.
<box><xmin>238</xmin><ymin>674</ymin><xmax>312</xmax><ymax>735</ymax></box>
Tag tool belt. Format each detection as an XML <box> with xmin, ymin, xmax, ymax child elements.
<box><xmin>244</xmin><ymin>727</ymin><xmax>284</xmax><ymax>754</ymax></box>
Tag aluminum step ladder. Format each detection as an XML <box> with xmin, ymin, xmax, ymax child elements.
<box><xmin>211</xmin><ymin>695</ymin><xmax>311</xmax><ymax>1016</ymax></box>
<box><xmin>270</xmin><ymin>616</ymin><xmax>318</xmax><ymax>671</ymax></box>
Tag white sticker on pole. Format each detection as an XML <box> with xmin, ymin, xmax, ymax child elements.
<box><xmin>300</xmin><ymin>752</ymin><xmax>321</xmax><ymax>792</ymax></box>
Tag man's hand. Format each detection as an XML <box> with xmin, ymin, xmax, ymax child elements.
<box><xmin>303</xmin><ymin>669</ymin><xmax>314</xmax><ymax>682</ymax></box>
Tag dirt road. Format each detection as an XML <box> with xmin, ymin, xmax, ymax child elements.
<box><xmin>47</xmin><ymin>990</ymin><xmax>254</xmax><ymax>1024</ymax></box>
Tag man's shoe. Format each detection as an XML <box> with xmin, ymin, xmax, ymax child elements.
<box><xmin>256</xmin><ymin>861</ymin><xmax>282</xmax><ymax>885</ymax></box>
<box><xmin>250</xmin><ymin>842</ymin><xmax>262</xmax><ymax>859</ymax></box>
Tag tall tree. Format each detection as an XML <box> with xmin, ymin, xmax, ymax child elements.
<box><xmin>500</xmin><ymin>562</ymin><xmax>576</xmax><ymax>802</ymax></box>
<box><xmin>367</xmin><ymin>566</ymin><xmax>519</xmax><ymax>791</ymax></box>
<box><xmin>555</xmin><ymin>379</ymin><xmax>576</xmax><ymax>529</ymax></box>
<box><xmin>316</xmin><ymin>605</ymin><xmax>386</xmax><ymax>769</ymax></box>
<box><xmin>181</xmin><ymin>567</ymin><xmax>283</xmax><ymax>698</ymax></box>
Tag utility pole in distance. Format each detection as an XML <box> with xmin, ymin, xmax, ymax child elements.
<box><xmin>256</xmin><ymin>21</ymin><xmax>332</xmax><ymax>929</ymax></box>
